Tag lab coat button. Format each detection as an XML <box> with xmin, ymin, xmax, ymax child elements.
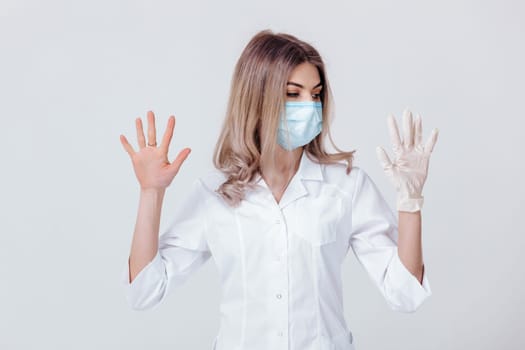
<box><xmin>276</xmin><ymin>293</ymin><xmax>282</xmax><ymax>299</ymax></box>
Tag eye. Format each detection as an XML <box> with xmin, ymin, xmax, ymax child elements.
<box><xmin>312</xmin><ymin>93</ymin><xmax>321</xmax><ymax>99</ymax></box>
<box><xmin>287</xmin><ymin>92</ymin><xmax>299</xmax><ymax>97</ymax></box>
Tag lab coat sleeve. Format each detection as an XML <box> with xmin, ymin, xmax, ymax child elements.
<box><xmin>121</xmin><ymin>178</ymin><xmax>212</xmax><ymax>310</ymax></box>
<box><xmin>348</xmin><ymin>167</ymin><xmax>432</xmax><ymax>313</ymax></box>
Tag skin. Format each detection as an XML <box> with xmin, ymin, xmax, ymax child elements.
<box><xmin>120</xmin><ymin>113</ymin><xmax>191</xmax><ymax>282</ymax></box>
<box><xmin>120</xmin><ymin>62</ymin><xmax>424</xmax><ymax>285</ymax></box>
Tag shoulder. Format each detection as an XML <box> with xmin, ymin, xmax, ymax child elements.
<box><xmin>197</xmin><ymin>167</ymin><xmax>228</xmax><ymax>198</ymax></box>
<box><xmin>320</xmin><ymin>161</ymin><xmax>365</xmax><ymax>196</ymax></box>
<box><xmin>320</xmin><ymin>163</ymin><xmax>387</xmax><ymax>211</ymax></box>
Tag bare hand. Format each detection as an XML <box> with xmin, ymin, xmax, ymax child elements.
<box><xmin>119</xmin><ymin>111</ymin><xmax>191</xmax><ymax>191</ymax></box>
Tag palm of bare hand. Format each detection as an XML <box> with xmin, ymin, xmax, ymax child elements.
<box><xmin>119</xmin><ymin>110</ymin><xmax>191</xmax><ymax>191</ymax></box>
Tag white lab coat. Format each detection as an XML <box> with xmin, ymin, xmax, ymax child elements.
<box><xmin>121</xmin><ymin>151</ymin><xmax>432</xmax><ymax>350</ymax></box>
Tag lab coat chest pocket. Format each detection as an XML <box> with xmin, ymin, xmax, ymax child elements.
<box><xmin>292</xmin><ymin>194</ymin><xmax>343</xmax><ymax>246</ymax></box>
<box><xmin>319</xmin><ymin>329</ymin><xmax>355</xmax><ymax>350</ymax></box>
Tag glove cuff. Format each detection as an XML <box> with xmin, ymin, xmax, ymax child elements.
<box><xmin>397</xmin><ymin>195</ymin><xmax>424</xmax><ymax>212</ymax></box>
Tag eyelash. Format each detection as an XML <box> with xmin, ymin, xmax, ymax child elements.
<box><xmin>287</xmin><ymin>93</ymin><xmax>322</xmax><ymax>98</ymax></box>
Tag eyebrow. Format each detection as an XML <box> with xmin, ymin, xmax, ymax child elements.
<box><xmin>287</xmin><ymin>81</ymin><xmax>323</xmax><ymax>89</ymax></box>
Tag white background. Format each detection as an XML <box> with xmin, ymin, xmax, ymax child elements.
<box><xmin>1</xmin><ymin>0</ymin><xmax>523</xmax><ymax>349</ymax></box>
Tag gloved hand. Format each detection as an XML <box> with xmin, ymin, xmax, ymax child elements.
<box><xmin>375</xmin><ymin>109</ymin><xmax>439</xmax><ymax>212</ymax></box>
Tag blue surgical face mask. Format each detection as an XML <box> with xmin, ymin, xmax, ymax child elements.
<box><xmin>277</xmin><ymin>101</ymin><xmax>323</xmax><ymax>151</ymax></box>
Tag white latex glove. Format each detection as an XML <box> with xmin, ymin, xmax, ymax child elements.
<box><xmin>376</xmin><ymin>109</ymin><xmax>439</xmax><ymax>212</ymax></box>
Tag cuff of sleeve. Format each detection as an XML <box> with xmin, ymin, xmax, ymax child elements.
<box><xmin>121</xmin><ymin>251</ymin><xmax>164</xmax><ymax>286</ymax></box>
<box><xmin>121</xmin><ymin>251</ymin><xmax>166</xmax><ymax>310</ymax></box>
<box><xmin>397</xmin><ymin>196</ymin><xmax>424</xmax><ymax>212</ymax></box>
<box><xmin>385</xmin><ymin>250</ymin><xmax>432</xmax><ymax>312</ymax></box>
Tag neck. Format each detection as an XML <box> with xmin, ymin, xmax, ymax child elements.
<box><xmin>260</xmin><ymin>147</ymin><xmax>303</xmax><ymax>185</ymax></box>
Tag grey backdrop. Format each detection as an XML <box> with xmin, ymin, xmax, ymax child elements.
<box><xmin>1</xmin><ymin>0</ymin><xmax>523</xmax><ymax>349</ymax></box>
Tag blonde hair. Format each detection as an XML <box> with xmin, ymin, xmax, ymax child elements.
<box><xmin>213</xmin><ymin>29</ymin><xmax>356</xmax><ymax>207</ymax></box>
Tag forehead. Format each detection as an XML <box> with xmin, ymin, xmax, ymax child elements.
<box><xmin>287</xmin><ymin>62</ymin><xmax>321</xmax><ymax>88</ymax></box>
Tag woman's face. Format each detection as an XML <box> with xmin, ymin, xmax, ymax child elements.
<box><xmin>258</xmin><ymin>62</ymin><xmax>323</xmax><ymax>150</ymax></box>
<box><xmin>286</xmin><ymin>62</ymin><xmax>323</xmax><ymax>103</ymax></box>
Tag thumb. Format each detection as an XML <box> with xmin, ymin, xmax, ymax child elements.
<box><xmin>423</xmin><ymin>128</ymin><xmax>439</xmax><ymax>155</ymax></box>
<box><xmin>167</xmin><ymin>148</ymin><xmax>192</xmax><ymax>176</ymax></box>
<box><xmin>376</xmin><ymin>146</ymin><xmax>393</xmax><ymax>170</ymax></box>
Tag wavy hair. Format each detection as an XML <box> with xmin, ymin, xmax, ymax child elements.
<box><xmin>213</xmin><ymin>29</ymin><xmax>355</xmax><ymax>207</ymax></box>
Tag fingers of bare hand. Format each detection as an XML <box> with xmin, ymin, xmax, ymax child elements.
<box><xmin>136</xmin><ymin>117</ymin><xmax>146</xmax><ymax>148</ymax></box>
<box><xmin>160</xmin><ymin>116</ymin><xmax>175</xmax><ymax>153</ymax></box>
<box><xmin>120</xmin><ymin>134</ymin><xmax>136</xmax><ymax>156</ymax></box>
<box><xmin>147</xmin><ymin>111</ymin><xmax>157</xmax><ymax>147</ymax></box>
<box><xmin>168</xmin><ymin>147</ymin><xmax>192</xmax><ymax>175</ymax></box>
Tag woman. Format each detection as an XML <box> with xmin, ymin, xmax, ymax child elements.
<box><xmin>119</xmin><ymin>29</ymin><xmax>439</xmax><ymax>350</ymax></box>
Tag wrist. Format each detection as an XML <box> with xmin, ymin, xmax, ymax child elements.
<box><xmin>397</xmin><ymin>194</ymin><xmax>424</xmax><ymax>212</ymax></box>
<box><xmin>140</xmin><ymin>187</ymin><xmax>166</xmax><ymax>198</ymax></box>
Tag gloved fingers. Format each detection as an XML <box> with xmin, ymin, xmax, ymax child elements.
<box><xmin>376</xmin><ymin>146</ymin><xmax>393</xmax><ymax>170</ymax></box>
<box><xmin>387</xmin><ymin>114</ymin><xmax>402</xmax><ymax>152</ymax></box>
<box><xmin>423</xmin><ymin>128</ymin><xmax>439</xmax><ymax>154</ymax></box>
<box><xmin>402</xmin><ymin>108</ymin><xmax>414</xmax><ymax>148</ymax></box>
<box><xmin>415</xmin><ymin>113</ymin><xmax>422</xmax><ymax>146</ymax></box>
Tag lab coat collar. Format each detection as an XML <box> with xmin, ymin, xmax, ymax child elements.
<box><xmin>250</xmin><ymin>150</ymin><xmax>323</xmax><ymax>208</ymax></box>
<box><xmin>297</xmin><ymin>150</ymin><xmax>324</xmax><ymax>182</ymax></box>
<box><xmin>255</xmin><ymin>150</ymin><xmax>323</xmax><ymax>183</ymax></box>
